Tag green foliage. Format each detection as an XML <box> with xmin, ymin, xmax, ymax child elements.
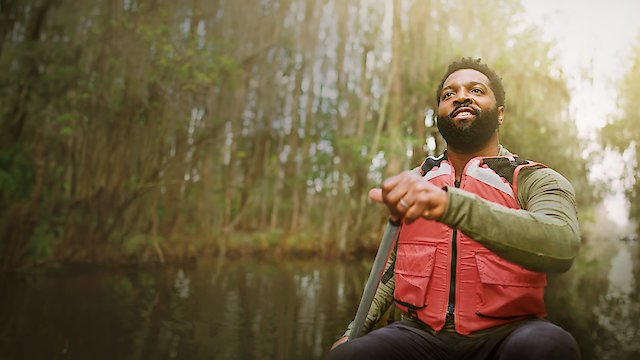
<box><xmin>123</xmin><ymin>234</ymin><xmax>147</xmax><ymax>257</ymax></box>
<box><xmin>0</xmin><ymin>146</ymin><xmax>34</xmax><ymax>203</ymax></box>
<box><xmin>25</xmin><ymin>224</ymin><xmax>55</xmax><ymax>261</ymax></box>
<box><xmin>135</xmin><ymin>20</ymin><xmax>237</xmax><ymax>93</ymax></box>
<box><xmin>121</xmin><ymin>233</ymin><xmax>166</xmax><ymax>258</ymax></box>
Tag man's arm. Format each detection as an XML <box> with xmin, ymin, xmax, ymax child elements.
<box><xmin>439</xmin><ymin>167</ymin><xmax>580</xmax><ymax>272</ymax></box>
<box><xmin>336</xmin><ymin>249</ymin><xmax>396</xmax><ymax>342</ymax></box>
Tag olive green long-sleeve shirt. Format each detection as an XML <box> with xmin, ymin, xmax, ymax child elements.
<box><xmin>342</xmin><ymin>146</ymin><xmax>581</xmax><ymax>337</ymax></box>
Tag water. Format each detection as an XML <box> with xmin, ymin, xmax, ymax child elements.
<box><xmin>0</xmin><ymin>240</ymin><xmax>638</xmax><ymax>359</ymax></box>
<box><xmin>545</xmin><ymin>239</ymin><xmax>640</xmax><ymax>359</ymax></box>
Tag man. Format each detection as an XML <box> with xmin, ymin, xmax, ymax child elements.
<box><xmin>328</xmin><ymin>58</ymin><xmax>581</xmax><ymax>360</ymax></box>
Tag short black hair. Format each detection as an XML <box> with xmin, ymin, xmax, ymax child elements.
<box><xmin>436</xmin><ymin>57</ymin><xmax>505</xmax><ymax>107</ymax></box>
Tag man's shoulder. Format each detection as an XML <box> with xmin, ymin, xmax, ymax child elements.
<box><xmin>496</xmin><ymin>146</ymin><xmax>563</xmax><ymax>179</ymax></box>
<box><xmin>516</xmin><ymin>165</ymin><xmax>576</xmax><ymax>203</ymax></box>
<box><xmin>519</xmin><ymin>165</ymin><xmax>573</xmax><ymax>186</ymax></box>
<box><xmin>494</xmin><ymin>146</ymin><xmax>573</xmax><ymax>192</ymax></box>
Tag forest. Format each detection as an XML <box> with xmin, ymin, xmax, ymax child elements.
<box><xmin>1</xmin><ymin>0</ymin><xmax>638</xmax><ymax>269</ymax></box>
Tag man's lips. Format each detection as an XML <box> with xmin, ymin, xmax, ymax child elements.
<box><xmin>450</xmin><ymin>106</ymin><xmax>477</xmax><ymax>119</ymax></box>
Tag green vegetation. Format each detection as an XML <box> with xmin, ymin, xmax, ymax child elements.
<box><xmin>0</xmin><ymin>0</ymin><xmax>604</xmax><ymax>268</ymax></box>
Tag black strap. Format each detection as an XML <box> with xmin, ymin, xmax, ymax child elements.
<box><xmin>420</xmin><ymin>154</ymin><xmax>447</xmax><ymax>175</ymax></box>
<box><xmin>482</xmin><ymin>157</ymin><xmax>538</xmax><ymax>184</ymax></box>
<box><xmin>381</xmin><ymin>226</ymin><xmax>401</xmax><ymax>284</ymax></box>
<box><xmin>394</xmin><ymin>297</ymin><xmax>426</xmax><ymax>318</ymax></box>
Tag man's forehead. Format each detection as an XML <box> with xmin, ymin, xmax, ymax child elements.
<box><xmin>442</xmin><ymin>69</ymin><xmax>490</xmax><ymax>88</ymax></box>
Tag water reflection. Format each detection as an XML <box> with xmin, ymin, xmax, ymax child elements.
<box><xmin>546</xmin><ymin>239</ymin><xmax>639</xmax><ymax>360</ymax></box>
<box><xmin>209</xmin><ymin>259</ymin><xmax>370</xmax><ymax>359</ymax></box>
<box><xmin>594</xmin><ymin>244</ymin><xmax>639</xmax><ymax>358</ymax></box>
<box><xmin>607</xmin><ymin>247</ymin><xmax>634</xmax><ymax>294</ymax></box>
<box><xmin>174</xmin><ymin>269</ymin><xmax>191</xmax><ymax>299</ymax></box>
<box><xmin>0</xmin><ymin>241</ymin><xmax>637</xmax><ymax>359</ymax></box>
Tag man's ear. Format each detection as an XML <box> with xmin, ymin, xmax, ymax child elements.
<box><xmin>497</xmin><ymin>106</ymin><xmax>504</xmax><ymax>125</ymax></box>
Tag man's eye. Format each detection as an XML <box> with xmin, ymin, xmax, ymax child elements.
<box><xmin>442</xmin><ymin>92</ymin><xmax>454</xmax><ymax>99</ymax></box>
<box><xmin>471</xmin><ymin>88</ymin><xmax>484</xmax><ymax>94</ymax></box>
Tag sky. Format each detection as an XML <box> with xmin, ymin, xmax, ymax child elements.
<box><xmin>521</xmin><ymin>0</ymin><xmax>640</xmax><ymax>228</ymax></box>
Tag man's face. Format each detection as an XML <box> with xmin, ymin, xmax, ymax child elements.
<box><xmin>436</xmin><ymin>69</ymin><xmax>504</xmax><ymax>153</ymax></box>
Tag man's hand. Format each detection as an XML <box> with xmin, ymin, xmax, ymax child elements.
<box><xmin>368</xmin><ymin>171</ymin><xmax>448</xmax><ymax>223</ymax></box>
<box><xmin>330</xmin><ymin>336</ymin><xmax>349</xmax><ymax>350</ymax></box>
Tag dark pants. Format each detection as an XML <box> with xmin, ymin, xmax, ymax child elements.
<box><xmin>327</xmin><ymin>320</ymin><xmax>580</xmax><ymax>360</ymax></box>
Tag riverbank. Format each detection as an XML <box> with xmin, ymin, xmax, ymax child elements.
<box><xmin>7</xmin><ymin>219</ymin><xmax>638</xmax><ymax>272</ymax></box>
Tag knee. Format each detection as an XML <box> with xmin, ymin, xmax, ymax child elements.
<box><xmin>326</xmin><ymin>340</ymin><xmax>366</xmax><ymax>360</ymax></box>
<box><xmin>498</xmin><ymin>322</ymin><xmax>580</xmax><ymax>360</ymax></box>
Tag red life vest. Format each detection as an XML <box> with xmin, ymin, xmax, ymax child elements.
<box><xmin>393</xmin><ymin>154</ymin><xmax>548</xmax><ymax>335</ymax></box>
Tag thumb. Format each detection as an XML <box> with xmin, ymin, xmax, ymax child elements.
<box><xmin>368</xmin><ymin>188</ymin><xmax>383</xmax><ymax>203</ymax></box>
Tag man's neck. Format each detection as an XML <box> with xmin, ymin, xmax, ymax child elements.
<box><xmin>446</xmin><ymin>141</ymin><xmax>500</xmax><ymax>181</ymax></box>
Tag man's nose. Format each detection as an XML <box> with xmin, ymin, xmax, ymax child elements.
<box><xmin>453</xmin><ymin>92</ymin><xmax>471</xmax><ymax>106</ymax></box>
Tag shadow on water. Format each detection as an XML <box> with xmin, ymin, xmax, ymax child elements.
<box><xmin>0</xmin><ymin>237</ymin><xmax>638</xmax><ymax>359</ymax></box>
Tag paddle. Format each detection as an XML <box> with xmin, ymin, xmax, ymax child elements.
<box><xmin>348</xmin><ymin>220</ymin><xmax>400</xmax><ymax>340</ymax></box>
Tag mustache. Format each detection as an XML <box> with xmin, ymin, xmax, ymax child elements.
<box><xmin>449</xmin><ymin>102</ymin><xmax>480</xmax><ymax>118</ymax></box>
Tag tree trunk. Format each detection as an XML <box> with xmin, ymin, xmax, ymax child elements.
<box><xmin>385</xmin><ymin>0</ymin><xmax>405</xmax><ymax>176</ymax></box>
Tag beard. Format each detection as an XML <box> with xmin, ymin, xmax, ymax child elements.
<box><xmin>436</xmin><ymin>106</ymin><xmax>500</xmax><ymax>153</ymax></box>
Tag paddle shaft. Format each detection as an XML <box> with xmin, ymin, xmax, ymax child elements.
<box><xmin>348</xmin><ymin>220</ymin><xmax>400</xmax><ymax>340</ymax></box>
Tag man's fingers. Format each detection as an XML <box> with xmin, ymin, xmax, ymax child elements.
<box><xmin>403</xmin><ymin>193</ymin><xmax>431</xmax><ymax>223</ymax></box>
<box><xmin>368</xmin><ymin>188</ymin><xmax>383</xmax><ymax>203</ymax></box>
<box><xmin>380</xmin><ymin>172</ymin><xmax>407</xmax><ymax>192</ymax></box>
<box><xmin>370</xmin><ymin>171</ymin><xmax>446</xmax><ymax>222</ymax></box>
<box><xmin>370</xmin><ymin>187</ymin><xmax>402</xmax><ymax>221</ymax></box>
<box><xmin>384</xmin><ymin>172</ymin><xmax>420</xmax><ymax>204</ymax></box>
<box><xmin>398</xmin><ymin>180</ymin><xmax>447</xmax><ymax>222</ymax></box>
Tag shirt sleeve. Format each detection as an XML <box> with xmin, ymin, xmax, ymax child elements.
<box><xmin>438</xmin><ymin>167</ymin><xmax>580</xmax><ymax>273</ymax></box>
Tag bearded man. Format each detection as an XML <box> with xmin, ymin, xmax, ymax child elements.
<box><xmin>328</xmin><ymin>58</ymin><xmax>581</xmax><ymax>360</ymax></box>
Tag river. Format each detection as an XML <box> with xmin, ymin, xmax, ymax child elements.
<box><xmin>0</xmin><ymin>239</ymin><xmax>638</xmax><ymax>359</ymax></box>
